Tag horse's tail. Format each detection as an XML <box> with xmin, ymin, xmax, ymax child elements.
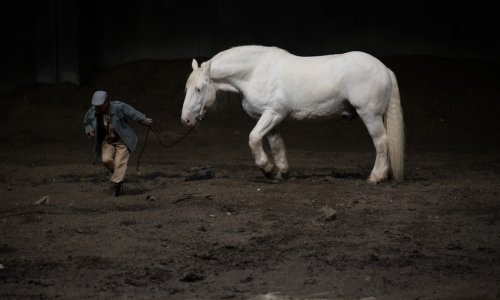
<box><xmin>385</xmin><ymin>70</ymin><xmax>405</xmax><ymax>181</ymax></box>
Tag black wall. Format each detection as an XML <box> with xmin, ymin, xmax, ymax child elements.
<box><xmin>2</xmin><ymin>0</ymin><xmax>499</xmax><ymax>90</ymax></box>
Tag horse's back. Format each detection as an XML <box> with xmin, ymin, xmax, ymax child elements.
<box><xmin>230</xmin><ymin>46</ymin><xmax>393</xmax><ymax>119</ymax></box>
<box><xmin>275</xmin><ymin>50</ymin><xmax>391</xmax><ymax>106</ymax></box>
<box><xmin>259</xmin><ymin>49</ymin><xmax>391</xmax><ymax>91</ymax></box>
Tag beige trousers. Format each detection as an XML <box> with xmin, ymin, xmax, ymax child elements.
<box><xmin>102</xmin><ymin>140</ymin><xmax>130</xmax><ymax>183</ymax></box>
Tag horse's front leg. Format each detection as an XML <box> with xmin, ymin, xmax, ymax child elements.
<box><xmin>248</xmin><ymin>110</ymin><xmax>284</xmax><ymax>179</ymax></box>
<box><xmin>267</xmin><ymin>129</ymin><xmax>289</xmax><ymax>179</ymax></box>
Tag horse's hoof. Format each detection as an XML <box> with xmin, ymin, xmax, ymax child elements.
<box><xmin>273</xmin><ymin>172</ymin><xmax>285</xmax><ymax>181</ymax></box>
<box><xmin>263</xmin><ymin>167</ymin><xmax>278</xmax><ymax>179</ymax></box>
<box><xmin>262</xmin><ymin>168</ymin><xmax>289</xmax><ymax>181</ymax></box>
<box><xmin>280</xmin><ymin>172</ymin><xmax>290</xmax><ymax>180</ymax></box>
<box><xmin>368</xmin><ymin>174</ymin><xmax>386</xmax><ymax>184</ymax></box>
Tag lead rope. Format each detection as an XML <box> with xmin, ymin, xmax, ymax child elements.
<box><xmin>136</xmin><ymin>122</ymin><xmax>197</xmax><ymax>173</ymax></box>
<box><xmin>136</xmin><ymin>61</ymin><xmax>212</xmax><ymax>173</ymax></box>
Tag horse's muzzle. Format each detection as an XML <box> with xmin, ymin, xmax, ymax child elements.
<box><xmin>181</xmin><ymin>116</ymin><xmax>196</xmax><ymax>127</ymax></box>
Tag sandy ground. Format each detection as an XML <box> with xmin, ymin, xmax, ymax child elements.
<box><xmin>0</xmin><ymin>56</ymin><xmax>499</xmax><ymax>299</ymax></box>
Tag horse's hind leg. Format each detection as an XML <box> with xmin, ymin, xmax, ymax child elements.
<box><xmin>267</xmin><ymin>129</ymin><xmax>289</xmax><ymax>179</ymax></box>
<box><xmin>249</xmin><ymin>110</ymin><xmax>284</xmax><ymax>179</ymax></box>
<box><xmin>358</xmin><ymin>112</ymin><xmax>389</xmax><ymax>183</ymax></box>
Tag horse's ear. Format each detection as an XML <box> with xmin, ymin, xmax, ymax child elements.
<box><xmin>191</xmin><ymin>59</ymin><xmax>199</xmax><ymax>70</ymax></box>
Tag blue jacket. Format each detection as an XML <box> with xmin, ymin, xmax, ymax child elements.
<box><xmin>84</xmin><ymin>101</ymin><xmax>148</xmax><ymax>163</ymax></box>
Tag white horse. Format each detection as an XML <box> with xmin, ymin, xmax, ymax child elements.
<box><xmin>181</xmin><ymin>46</ymin><xmax>404</xmax><ymax>183</ymax></box>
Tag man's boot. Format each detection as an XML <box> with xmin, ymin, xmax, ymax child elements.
<box><xmin>113</xmin><ymin>182</ymin><xmax>123</xmax><ymax>197</ymax></box>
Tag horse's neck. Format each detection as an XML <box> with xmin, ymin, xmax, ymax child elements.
<box><xmin>210</xmin><ymin>47</ymin><xmax>266</xmax><ymax>85</ymax></box>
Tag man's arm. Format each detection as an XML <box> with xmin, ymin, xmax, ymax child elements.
<box><xmin>121</xmin><ymin>102</ymin><xmax>153</xmax><ymax>125</ymax></box>
<box><xmin>83</xmin><ymin>108</ymin><xmax>96</xmax><ymax>136</ymax></box>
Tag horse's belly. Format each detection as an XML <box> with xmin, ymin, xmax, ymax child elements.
<box><xmin>290</xmin><ymin>98</ymin><xmax>345</xmax><ymax>120</ymax></box>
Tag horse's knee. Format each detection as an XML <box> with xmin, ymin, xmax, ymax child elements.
<box><xmin>248</xmin><ymin>133</ymin><xmax>261</xmax><ymax>151</ymax></box>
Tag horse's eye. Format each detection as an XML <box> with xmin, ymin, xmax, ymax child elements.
<box><xmin>195</xmin><ymin>88</ymin><xmax>201</xmax><ymax>93</ymax></box>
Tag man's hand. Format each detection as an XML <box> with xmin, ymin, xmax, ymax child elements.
<box><xmin>145</xmin><ymin>118</ymin><xmax>153</xmax><ymax>126</ymax></box>
<box><xmin>87</xmin><ymin>131</ymin><xmax>96</xmax><ymax>137</ymax></box>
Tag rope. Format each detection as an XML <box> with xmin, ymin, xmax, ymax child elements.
<box><xmin>136</xmin><ymin>122</ymin><xmax>197</xmax><ymax>173</ymax></box>
<box><xmin>136</xmin><ymin>61</ymin><xmax>211</xmax><ymax>172</ymax></box>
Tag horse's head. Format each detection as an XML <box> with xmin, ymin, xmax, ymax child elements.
<box><xmin>181</xmin><ymin>59</ymin><xmax>216</xmax><ymax>127</ymax></box>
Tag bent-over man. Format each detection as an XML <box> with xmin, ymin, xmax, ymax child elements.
<box><xmin>84</xmin><ymin>91</ymin><xmax>153</xmax><ymax>196</ymax></box>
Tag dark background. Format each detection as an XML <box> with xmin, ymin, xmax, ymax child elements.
<box><xmin>1</xmin><ymin>2</ymin><xmax>500</xmax><ymax>298</ymax></box>
<box><xmin>2</xmin><ymin>0</ymin><xmax>499</xmax><ymax>91</ymax></box>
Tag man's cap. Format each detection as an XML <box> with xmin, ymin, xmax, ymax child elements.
<box><xmin>91</xmin><ymin>90</ymin><xmax>108</xmax><ymax>106</ymax></box>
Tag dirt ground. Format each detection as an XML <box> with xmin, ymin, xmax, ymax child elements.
<box><xmin>0</xmin><ymin>55</ymin><xmax>499</xmax><ymax>299</ymax></box>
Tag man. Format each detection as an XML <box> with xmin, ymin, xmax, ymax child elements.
<box><xmin>84</xmin><ymin>91</ymin><xmax>153</xmax><ymax>197</ymax></box>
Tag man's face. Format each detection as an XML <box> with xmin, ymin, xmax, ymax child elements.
<box><xmin>95</xmin><ymin>101</ymin><xmax>108</xmax><ymax>113</ymax></box>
